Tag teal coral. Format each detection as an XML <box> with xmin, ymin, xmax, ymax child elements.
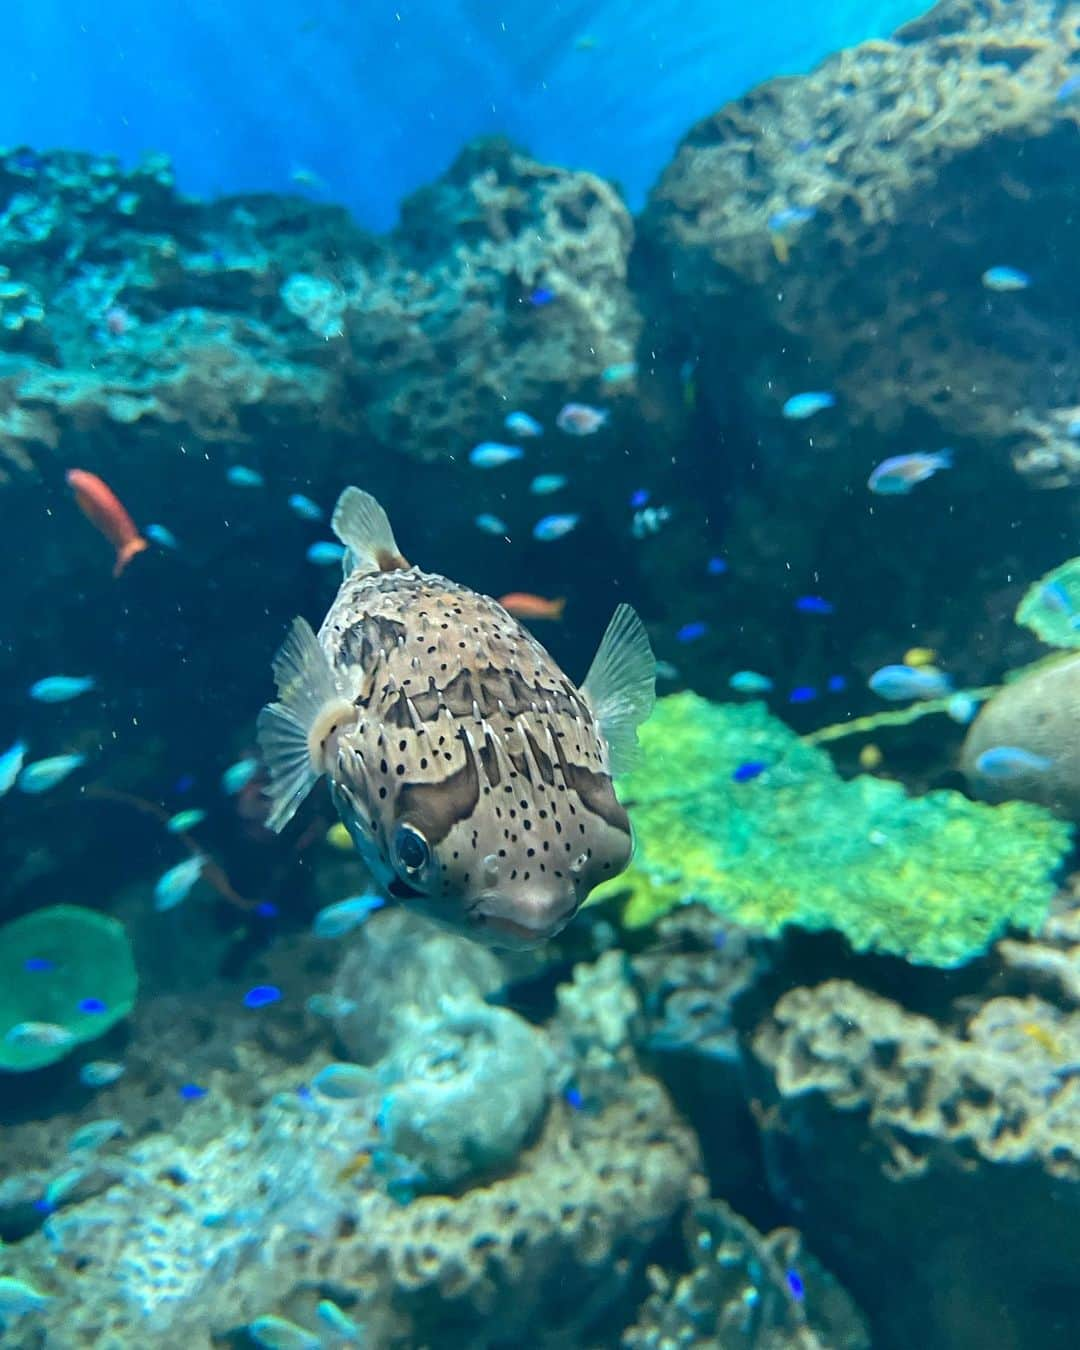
<box><xmin>592</xmin><ymin>693</ymin><xmax>1071</xmax><ymax>967</ymax></box>
<box><xmin>0</xmin><ymin>906</ymin><xmax>137</xmax><ymax>1072</ymax></box>
<box><xmin>1015</xmin><ymin>557</ymin><xmax>1080</xmax><ymax>649</ymax></box>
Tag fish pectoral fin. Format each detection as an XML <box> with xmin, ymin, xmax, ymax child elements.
<box><xmin>581</xmin><ymin>603</ymin><xmax>656</xmax><ymax>775</ymax></box>
<box><xmin>256</xmin><ymin>617</ymin><xmax>354</xmax><ymax>832</ymax></box>
<box><xmin>331</xmin><ymin>487</ymin><xmax>409</xmax><ymax>573</ymax></box>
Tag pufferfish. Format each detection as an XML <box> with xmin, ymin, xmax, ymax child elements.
<box><xmin>257</xmin><ymin>487</ymin><xmax>655</xmax><ymax>947</ymax></box>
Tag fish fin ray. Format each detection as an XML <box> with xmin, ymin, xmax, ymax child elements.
<box><xmin>332</xmin><ymin>488</ymin><xmax>409</xmax><ymax>572</ymax></box>
<box><xmin>581</xmin><ymin>604</ymin><xmax>656</xmax><ymax>775</ymax></box>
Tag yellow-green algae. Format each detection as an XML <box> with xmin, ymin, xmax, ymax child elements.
<box><xmin>1015</xmin><ymin>557</ymin><xmax>1080</xmax><ymax>650</ymax></box>
<box><xmin>592</xmin><ymin>693</ymin><xmax>1071</xmax><ymax>967</ymax></box>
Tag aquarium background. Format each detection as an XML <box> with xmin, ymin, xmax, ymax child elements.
<box><xmin>3</xmin><ymin>0</ymin><xmax>1080</xmax><ymax>1347</ymax></box>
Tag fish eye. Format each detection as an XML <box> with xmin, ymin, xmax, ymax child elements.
<box><xmin>393</xmin><ymin>823</ymin><xmax>431</xmax><ymax>876</ymax></box>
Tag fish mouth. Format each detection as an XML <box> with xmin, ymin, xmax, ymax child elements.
<box><xmin>472</xmin><ymin>892</ymin><xmax>579</xmax><ymax>948</ymax></box>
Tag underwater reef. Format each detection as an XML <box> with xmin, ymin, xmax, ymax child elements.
<box><xmin>6</xmin><ymin>0</ymin><xmax>1080</xmax><ymax>1347</ymax></box>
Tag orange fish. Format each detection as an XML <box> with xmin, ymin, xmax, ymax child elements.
<box><xmin>67</xmin><ymin>468</ymin><xmax>148</xmax><ymax>577</ymax></box>
<box><xmin>497</xmin><ymin>592</ymin><xmax>566</xmax><ymax>621</ymax></box>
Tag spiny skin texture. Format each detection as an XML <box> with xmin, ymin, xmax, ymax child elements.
<box><xmin>319</xmin><ymin>565</ymin><xmax>633</xmax><ymax>946</ymax></box>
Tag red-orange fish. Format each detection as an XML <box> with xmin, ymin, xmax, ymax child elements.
<box><xmin>497</xmin><ymin>592</ymin><xmax>566</xmax><ymax>621</ymax></box>
<box><xmin>66</xmin><ymin>468</ymin><xmax>148</xmax><ymax>577</ymax></box>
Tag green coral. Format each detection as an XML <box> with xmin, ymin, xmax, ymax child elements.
<box><xmin>593</xmin><ymin>693</ymin><xmax>1070</xmax><ymax>967</ymax></box>
<box><xmin>1015</xmin><ymin>558</ymin><xmax>1080</xmax><ymax>649</ymax></box>
<box><xmin>0</xmin><ymin>905</ymin><xmax>137</xmax><ymax>1071</ymax></box>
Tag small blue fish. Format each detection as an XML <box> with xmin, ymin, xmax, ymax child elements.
<box><xmin>0</xmin><ymin>739</ymin><xmax>26</xmax><ymax>795</ymax></box>
<box><xmin>312</xmin><ymin>894</ymin><xmax>385</xmax><ymax>938</ymax></box>
<box><xmin>767</xmin><ymin>205</ymin><xmax>817</xmax><ymax>231</ymax></box>
<box><xmin>529</xmin><ymin>473</ymin><xmax>567</xmax><ymax>495</ymax></box>
<box><xmin>982</xmin><ymin>265</ymin><xmax>1030</xmax><ymax>292</ymax></box>
<box><xmin>29</xmin><ymin>675</ymin><xmax>95</xmax><ymax>703</ymax></box>
<box><xmin>676</xmin><ymin>621</ymin><xmax>708</xmax><ymax>643</ymax></box>
<box><xmin>0</xmin><ymin>1276</ymin><xmax>51</xmax><ymax>1317</ymax></box>
<box><xmin>312</xmin><ymin>1062</ymin><xmax>375</xmax><ymax>1099</ymax></box>
<box><xmin>318</xmin><ymin>1299</ymin><xmax>362</xmax><ymax>1338</ymax></box>
<box><xmin>732</xmin><ymin>760</ymin><xmax>767</xmax><ymax>783</ymax></box>
<box><xmin>244</xmin><ymin>985</ymin><xmax>282</xmax><ymax>1009</ymax></box>
<box><xmin>529</xmin><ymin>286</ymin><xmax>555</xmax><ymax>307</ymax></box>
<box><xmin>146</xmin><ymin>522</ymin><xmax>179</xmax><ymax>550</ymax></box>
<box><xmin>44</xmin><ymin>1166</ymin><xmax>87</xmax><ymax>1208</ymax></box>
<box><xmin>247</xmin><ymin>1315</ymin><xmax>322</xmax><ymax>1350</ymax></box>
<box><xmin>306</xmin><ymin>993</ymin><xmax>359</xmax><ymax>1019</ymax></box>
<box><xmin>1040</xmin><ymin>580</ymin><xmax>1073</xmax><ymax>615</ymax></box>
<box><xmin>221</xmin><ymin>757</ymin><xmax>258</xmax><ymax>794</ymax></box>
<box><xmin>868</xmin><ymin>664</ymin><xmax>952</xmax><ymax>701</ymax></box>
<box><xmin>794</xmin><ymin>596</ymin><xmax>834</xmax><ymax>615</ymax></box>
<box><xmin>469</xmin><ymin>442</ymin><xmax>524</xmax><ymax>469</ymax></box>
<box><xmin>167</xmin><ymin>808</ymin><xmax>207</xmax><ymax>833</ymax></box>
<box><xmin>786</xmin><ymin>1268</ymin><xmax>805</xmax><ymax>1301</ymax></box>
<box><xmin>505</xmin><ymin>411</ymin><xmax>543</xmax><ymax>437</ymax></box>
<box><xmin>287</xmin><ymin>492</ymin><xmax>323</xmax><ymax>521</ymax></box>
<box><xmin>827</xmin><ymin>675</ymin><xmax>847</xmax><ymax>694</ymax></box>
<box><xmin>226</xmin><ymin>465</ymin><xmax>265</xmax><ymax>487</ymax></box>
<box><xmin>601</xmin><ymin>361</ymin><xmax>638</xmax><ymax>384</ymax></box>
<box><xmin>629</xmin><ymin>488</ymin><xmax>650</xmax><ymax>508</ymax></box>
<box><xmin>655</xmin><ymin>660</ymin><xmax>680</xmax><ymax>682</ymax></box>
<box><xmin>707</xmin><ymin>557</ymin><xmax>728</xmax><ymax>575</ymax></box>
<box><xmin>24</xmin><ymin>957</ymin><xmax>55</xmax><ymax>973</ymax></box>
<box><xmin>533</xmin><ymin>513</ymin><xmax>580</xmax><ymax>542</ymax></box>
<box><xmin>78</xmin><ymin>998</ymin><xmax>107</xmax><ymax>1015</ymax></box>
<box><xmin>17</xmin><ymin>753</ymin><xmax>86</xmax><ymax>793</ymax></box>
<box><xmin>782</xmin><ymin>391</ymin><xmax>835</xmax><ymax>420</ymax></box>
<box><xmin>974</xmin><ymin>745</ymin><xmax>1053</xmax><ymax>779</ymax></box>
<box><xmin>5</xmin><ymin>1021</ymin><xmax>75</xmax><ymax>1050</ymax></box>
<box><xmin>79</xmin><ymin>1060</ymin><xmax>125</xmax><ymax>1088</ymax></box>
<box><xmin>68</xmin><ymin>1118</ymin><xmax>125</xmax><ymax>1153</ymax></box>
<box><xmin>729</xmin><ymin>671</ymin><xmax>773</xmax><ymax>694</ymax></box>
<box><xmin>788</xmin><ymin>686</ymin><xmax>817</xmax><ymax>704</ymax></box>
<box><xmin>946</xmin><ymin>692</ymin><xmax>979</xmax><ymax>724</ymax></box>
<box><xmin>475</xmin><ymin>513</ymin><xmax>509</xmax><ymax>536</ymax></box>
<box><xmin>154</xmin><ymin>855</ymin><xmax>204</xmax><ymax>912</ymax></box>
<box><xmin>867</xmin><ymin>450</ymin><xmax>952</xmax><ymax>495</ymax></box>
<box><xmin>1057</xmin><ymin>73</ymin><xmax>1080</xmax><ymax>101</ymax></box>
<box><xmin>179</xmin><ymin>1083</ymin><xmax>207</xmax><ymax>1101</ymax></box>
<box><xmin>306</xmin><ymin>540</ymin><xmax>347</xmax><ymax>566</ymax></box>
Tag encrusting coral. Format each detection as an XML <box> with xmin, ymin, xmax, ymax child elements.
<box><xmin>591</xmin><ymin>692</ymin><xmax>1071</xmax><ymax>966</ymax></box>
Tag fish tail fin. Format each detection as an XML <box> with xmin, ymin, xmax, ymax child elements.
<box><xmin>552</xmin><ymin>597</ymin><xmax>567</xmax><ymax>620</ymax></box>
<box><xmin>256</xmin><ymin>618</ymin><xmax>356</xmax><ymax>832</ymax></box>
<box><xmin>581</xmin><ymin>604</ymin><xmax>656</xmax><ymax>775</ymax></box>
<box><xmin>331</xmin><ymin>488</ymin><xmax>409</xmax><ymax>573</ymax></box>
<box><xmin>935</xmin><ymin>448</ymin><xmax>955</xmax><ymax>468</ymax></box>
<box><xmin>113</xmin><ymin>535</ymin><xmax>148</xmax><ymax>577</ymax></box>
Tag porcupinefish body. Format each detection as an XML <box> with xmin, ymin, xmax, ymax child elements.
<box><xmin>258</xmin><ymin>488</ymin><xmax>655</xmax><ymax>946</ymax></box>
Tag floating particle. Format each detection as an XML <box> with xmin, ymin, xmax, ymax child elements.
<box><xmin>29</xmin><ymin>675</ymin><xmax>96</xmax><ymax>703</ymax></box>
<box><xmin>178</xmin><ymin>1083</ymin><xmax>207</xmax><ymax>1101</ymax></box>
<box><xmin>146</xmin><ymin>523</ymin><xmax>179</xmax><ymax>550</ymax></box>
<box><xmin>868</xmin><ymin>664</ymin><xmax>952</xmax><ymax>701</ymax></box>
<box><xmin>982</xmin><ymin>265</ymin><xmax>1030</xmax><ymax>291</ymax></box>
<box><xmin>794</xmin><ymin>596</ymin><xmax>834</xmax><ymax>615</ymax></box>
<box><xmin>226</xmin><ymin>465</ymin><xmax>264</xmax><ymax>487</ymax></box>
<box><xmin>312</xmin><ymin>1062</ymin><xmax>374</xmax><ymax>1099</ymax></box>
<box><xmin>0</xmin><ymin>739</ymin><xmax>26</xmax><ymax>795</ymax></box>
<box><xmin>243</xmin><ymin>985</ymin><xmax>282</xmax><ymax>1009</ymax></box>
<box><xmin>221</xmin><ymin>757</ymin><xmax>259</xmax><ymax>794</ymax></box>
<box><xmin>474</xmin><ymin>513</ymin><xmax>509</xmax><ymax>536</ymax></box>
<box><xmin>505</xmin><ymin>411</ymin><xmax>543</xmax><ymax>437</ymax></box>
<box><xmin>78</xmin><ymin>998</ymin><xmax>107</xmax><ymax>1015</ymax></box>
<box><xmin>729</xmin><ymin>671</ymin><xmax>773</xmax><ymax>694</ymax></box>
<box><xmin>707</xmin><ymin>557</ymin><xmax>728</xmax><ymax>575</ymax></box>
<box><xmin>79</xmin><ymin>1060</ymin><xmax>125</xmax><ymax>1088</ymax></box>
<box><xmin>974</xmin><ymin>745</ymin><xmax>1053</xmax><ymax>779</ymax></box>
<box><xmin>788</xmin><ymin>686</ymin><xmax>817</xmax><ymax>704</ymax></box>
<box><xmin>602</xmin><ymin>360</ymin><xmax>637</xmax><ymax>384</ymax></box>
<box><xmin>154</xmin><ymin>856</ymin><xmax>204</xmax><ymax>912</ymax></box>
<box><xmin>676</xmin><ymin>621</ymin><xmax>708</xmax><ymax>643</ymax></box>
<box><xmin>631</xmin><ymin>505</ymin><xmax>672</xmax><ymax>539</ymax></box>
<box><xmin>23</xmin><ymin>957</ymin><xmax>56</xmax><ymax>973</ymax></box>
<box><xmin>827</xmin><ymin>675</ymin><xmax>847</xmax><ymax>693</ymax></box>
<box><xmin>556</xmin><ymin>403</ymin><xmax>608</xmax><ymax>436</ymax></box>
<box><xmin>287</xmin><ymin>492</ymin><xmax>323</xmax><ymax>521</ymax></box>
<box><xmin>868</xmin><ymin>450</ymin><xmax>952</xmax><ymax>495</ymax></box>
<box><xmin>468</xmin><ymin>442</ymin><xmax>524</xmax><ymax>469</ymax></box>
<box><xmin>67</xmin><ymin>1118</ymin><xmax>125</xmax><ymax>1153</ymax></box>
<box><xmin>4</xmin><ymin>1021</ymin><xmax>75</xmax><ymax>1050</ymax></box>
<box><xmin>17</xmin><ymin>753</ymin><xmax>86</xmax><ymax>793</ymax></box>
<box><xmin>782</xmin><ymin>391</ymin><xmax>835</xmax><ymax>420</ymax></box>
<box><xmin>732</xmin><ymin>760</ymin><xmax>767</xmax><ymax>783</ymax></box>
<box><xmin>167</xmin><ymin>808</ymin><xmax>207</xmax><ymax>833</ymax></box>
<box><xmin>247</xmin><ymin>1314</ymin><xmax>322</xmax><ymax>1350</ymax></box>
<box><xmin>312</xmin><ymin>894</ymin><xmax>385</xmax><ymax>938</ymax></box>
<box><xmin>529</xmin><ymin>473</ymin><xmax>567</xmax><ymax>495</ymax></box>
<box><xmin>306</xmin><ymin>540</ymin><xmax>347</xmax><ymax>566</ymax></box>
<box><xmin>533</xmin><ymin>513</ymin><xmax>580</xmax><ymax>541</ymax></box>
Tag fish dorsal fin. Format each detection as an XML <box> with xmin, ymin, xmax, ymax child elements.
<box><xmin>331</xmin><ymin>487</ymin><xmax>409</xmax><ymax>573</ymax></box>
<box><xmin>581</xmin><ymin>603</ymin><xmax>656</xmax><ymax>775</ymax></box>
<box><xmin>256</xmin><ymin>617</ymin><xmax>356</xmax><ymax>833</ymax></box>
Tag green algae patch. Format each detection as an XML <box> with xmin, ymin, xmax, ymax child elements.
<box><xmin>0</xmin><ymin>905</ymin><xmax>137</xmax><ymax>1071</ymax></box>
<box><xmin>592</xmin><ymin>693</ymin><xmax>1071</xmax><ymax>967</ymax></box>
<box><xmin>1015</xmin><ymin>558</ymin><xmax>1080</xmax><ymax>650</ymax></box>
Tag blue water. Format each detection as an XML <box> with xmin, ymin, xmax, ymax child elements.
<box><xmin>4</xmin><ymin>0</ymin><xmax>927</xmax><ymax>228</ymax></box>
